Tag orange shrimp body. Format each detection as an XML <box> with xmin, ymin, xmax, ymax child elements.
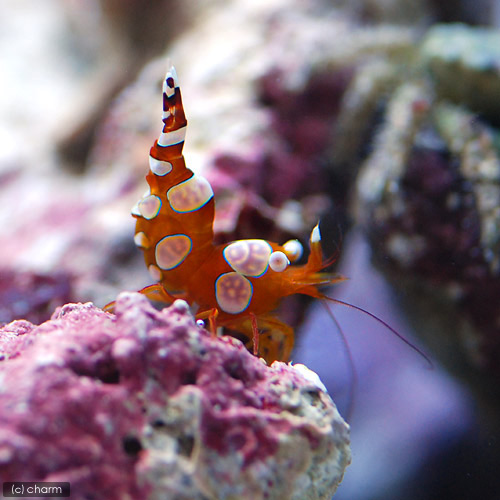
<box><xmin>131</xmin><ymin>67</ymin><xmax>344</xmax><ymax>363</ymax></box>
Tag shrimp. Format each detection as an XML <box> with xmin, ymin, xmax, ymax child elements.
<box><xmin>121</xmin><ymin>65</ymin><xmax>429</xmax><ymax>366</ymax></box>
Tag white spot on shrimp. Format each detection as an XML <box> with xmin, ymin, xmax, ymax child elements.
<box><xmin>215</xmin><ymin>272</ymin><xmax>253</xmax><ymax>314</ymax></box>
<box><xmin>223</xmin><ymin>240</ymin><xmax>272</xmax><ymax>277</ymax></box>
<box><xmin>138</xmin><ymin>195</ymin><xmax>162</xmax><ymax>220</ymax></box>
<box><xmin>148</xmin><ymin>264</ymin><xmax>162</xmax><ymax>282</ymax></box>
<box><xmin>134</xmin><ymin>232</ymin><xmax>150</xmax><ymax>249</ymax></box>
<box><xmin>310</xmin><ymin>224</ymin><xmax>321</xmax><ymax>243</ymax></box>
<box><xmin>149</xmin><ymin>155</ymin><xmax>172</xmax><ymax>176</ymax></box>
<box><xmin>269</xmin><ymin>251</ymin><xmax>289</xmax><ymax>272</ymax></box>
<box><xmin>167</xmin><ymin>175</ymin><xmax>213</xmax><ymax>213</ymax></box>
<box><xmin>155</xmin><ymin>234</ymin><xmax>192</xmax><ymax>270</ymax></box>
<box><xmin>131</xmin><ymin>202</ymin><xmax>141</xmax><ymax>216</ymax></box>
<box><xmin>283</xmin><ymin>239</ymin><xmax>303</xmax><ymax>262</ymax></box>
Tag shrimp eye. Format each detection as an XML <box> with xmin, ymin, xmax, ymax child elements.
<box><xmin>269</xmin><ymin>251</ymin><xmax>289</xmax><ymax>272</ymax></box>
<box><xmin>283</xmin><ymin>239</ymin><xmax>303</xmax><ymax>262</ymax></box>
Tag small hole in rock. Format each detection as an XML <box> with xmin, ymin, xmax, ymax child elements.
<box><xmin>224</xmin><ymin>361</ymin><xmax>246</xmax><ymax>381</ymax></box>
<box><xmin>68</xmin><ymin>359</ymin><xmax>121</xmax><ymax>384</ymax></box>
<box><xmin>98</xmin><ymin>368</ymin><xmax>120</xmax><ymax>384</ymax></box>
<box><xmin>152</xmin><ymin>419</ymin><xmax>166</xmax><ymax>429</ymax></box>
<box><xmin>305</xmin><ymin>389</ymin><xmax>324</xmax><ymax>407</ymax></box>
<box><xmin>181</xmin><ymin>370</ymin><xmax>197</xmax><ymax>385</ymax></box>
<box><xmin>123</xmin><ymin>435</ymin><xmax>142</xmax><ymax>456</ymax></box>
<box><xmin>178</xmin><ymin>435</ymin><xmax>194</xmax><ymax>457</ymax></box>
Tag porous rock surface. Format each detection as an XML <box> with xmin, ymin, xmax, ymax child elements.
<box><xmin>0</xmin><ymin>292</ymin><xmax>350</xmax><ymax>500</ymax></box>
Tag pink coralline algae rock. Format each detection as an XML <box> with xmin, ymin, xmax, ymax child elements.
<box><xmin>0</xmin><ymin>292</ymin><xmax>350</xmax><ymax>500</ymax></box>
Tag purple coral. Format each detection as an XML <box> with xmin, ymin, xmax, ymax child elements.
<box><xmin>0</xmin><ymin>293</ymin><xmax>350</xmax><ymax>500</ymax></box>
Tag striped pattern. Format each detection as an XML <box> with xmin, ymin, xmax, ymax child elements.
<box><xmin>158</xmin><ymin>126</ymin><xmax>187</xmax><ymax>147</ymax></box>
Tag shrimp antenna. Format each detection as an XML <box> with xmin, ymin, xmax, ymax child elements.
<box><xmin>320</xmin><ymin>300</ymin><xmax>357</xmax><ymax>420</ymax></box>
<box><xmin>319</xmin><ymin>294</ymin><xmax>434</xmax><ymax>368</ymax></box>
